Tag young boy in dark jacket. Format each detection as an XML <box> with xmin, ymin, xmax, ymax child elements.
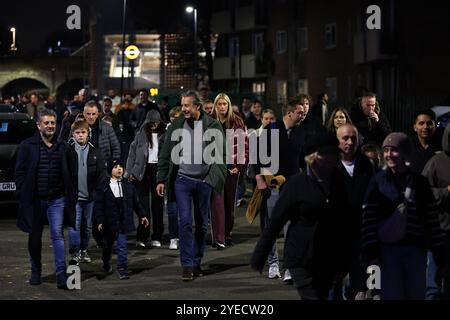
<box><xmin>95</xmin><ymin>160</ymin><xmax>149</xmax><ymax>279</ymax></box>
<box><xmin>67</xmin><ymin>119</ymin><xmax>107</xmax><ymax>265</ymax></box>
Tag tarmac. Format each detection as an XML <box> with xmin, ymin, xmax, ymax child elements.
<box><xmin>0</xmin><ymin>201</ymin><xmax>299</xmax><ymax>301</ymax></box>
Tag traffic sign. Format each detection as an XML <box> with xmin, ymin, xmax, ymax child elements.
<box><xmin>124</xmin><ymin>45</ymin><xmax>140</xmax><ymax>60</ymax></box>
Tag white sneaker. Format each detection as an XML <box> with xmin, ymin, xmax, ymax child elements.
<box><xmin>268</xmin><ymin>263</ymin><xmax>281</xmax><ymax>279</ymax></box>
<box><xmin>151</xmin><ymin>240</ymin><xmax>162</xmax><ymax>248</ymax></box>
<box><xmin>136</xmin><ymin>241</ymin><xmax>146</xmax><ymax>248</ymax></box>
<box><xmin>283</xmin><ymin>269</ymin><xmax>292</xmax><ymax>283</ymax></box>
<box><xmin>169</xmin><ymin>238</ymin><xmax>179</xmax><ymax>250</ymax></box>
<box><xmin>80</xmin><ymin>250</ymin><xmax>91</xmax><ymax>263</ymax></box>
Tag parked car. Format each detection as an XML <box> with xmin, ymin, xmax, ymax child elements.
<box><xmin>0</xmin><ymin>113</ymin><xmax>36</xmax><ymax>204</ymax></box>
<box><xmin>431</xmin><ymin>106</ymin><xmax>450</xmax><ymax>129</ymax></box>
<box><xmin>0</xmin><ymin>104</ymin><xmax>18</xmax><ymax>113</ymax></box>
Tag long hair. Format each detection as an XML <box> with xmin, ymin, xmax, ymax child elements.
<box><xmin>212</xmin><ymin>93</ymin><xmax>234</xmax><ymax>129</ymax></box>
<box><xmin>326</xmin><ymin>107</ymin><xmax>353</xmax><ymax>133</ymax></box>
<box><xmin>143</xmin><ymin>121</ymin><xmax>165</xmax><ymax>149</ymax></box>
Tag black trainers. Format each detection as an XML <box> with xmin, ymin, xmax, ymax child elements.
<box><xmin>69</xmin><ymin>254</ymin><xmax>81</xmax><ymax>266</ymax></box>
<box><xmin>56</xmin><ymin>272</ymin><xmax>70</xmax><ymax>290</ymax></box>
<box><xmin>29</xmin><ymin>271</ymin><xmax>42</xmax><ymax>285</ymax></box>
<box><xmin>118</xmin><ymin>269</ymin><xmax>130</xmax><ymax>280</ymax></box>
<box><xmin>181</xmin><ymin>267</ymin><xmax>194</xmax><ymax>281</ymax></box>
<box><xmin>103</xmin><ymin>264</ymin><xmax>113</xmax><ymax>274</ymax></box>
<box><xmin>212</xmin><ymin>241</ymin><xmax>225</xmax><ymax>250</ymax></box>
<box><xmin>193</xmin><ymin>266</ymin><xmax>204</xmax><ymax>277</ymax></box>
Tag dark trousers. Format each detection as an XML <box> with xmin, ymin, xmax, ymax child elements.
<box><xmin>102</xmin><ymin>231</ymin><xmax>128</xmax><ymax>270</ymax></box>
<box><xmin>290</xmin><ymin>265</ymin><xmax>334</xmax><ymax>300</ymax></box>
<box><xmin>135</xmin><ymin>164</ymin><xmax>164</xmax><ymax>242</ymax></box>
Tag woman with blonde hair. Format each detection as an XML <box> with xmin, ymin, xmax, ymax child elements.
<box><xmin>210</xmin><ymin>93</ymin><xmax>248</xmax><ymax>248</ymax></box>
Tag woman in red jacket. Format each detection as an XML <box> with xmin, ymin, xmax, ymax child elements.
<box><xmin>211</xmin><ymin>93</ymin><xmax>248</xmax><ymax>248</ymax></box>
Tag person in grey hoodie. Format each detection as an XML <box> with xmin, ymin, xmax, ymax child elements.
<box><xmin>422</xmin><ymin>123</ymin><xmax>450</xmax><ymax>300</ymax></box>
<box><xmin>126</xmin><ymin>110</ymin><xmax>166</xmax><ymax>248</ymax></box>
<box><xmin>67</xmin><ymin>119</ymin><xmax>107</xmax><ymax>265</ymax></box>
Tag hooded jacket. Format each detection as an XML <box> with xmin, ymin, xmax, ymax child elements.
<box><xmin>422</xmin><ymin>123</ymin><xmax>450</xmax><ymax>232</ymax></box>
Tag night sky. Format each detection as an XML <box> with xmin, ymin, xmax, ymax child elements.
<box><xmin>0</xmin><ymin>0</ymin><xmax>190</xmax><ymax>55</ymax></box>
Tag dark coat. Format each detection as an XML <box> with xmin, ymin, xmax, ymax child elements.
<box><xmin>67</xmin><ymin>139</ymin><xmax>107</xmax><ymax>201</ymax></box>
<box><xmin>350</xmin><ymin>108</ymin><xmax>391</xmax><ymax>147</ymax></box>
<box><xmin>337</xmin><ymin>153</ymin><xmax>375</xmax><ymax>238</ymax></box>
<box><xmin>251</xmin><ymin>169</ymin><xmax>351</xmax><ymax>276</ymax></box>
<box><xmin>14</xmin><ymin>132</ymin><xmax>77</xmax><ymax>233</ymax></box>
<box><xmin>94</xmin><ymin>179</ymin><xmax>146</xmax><ymax>233</ymax></box>
<box><xmin>362</xmin><ymin>168</ymin><xmax>447</xmax><ymax>266</ymax></box>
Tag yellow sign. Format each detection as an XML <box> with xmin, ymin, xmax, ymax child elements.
<box><xmin>124</xmin><ymin>45</ymin><xmax>140</xmax><ymax>60</ymax></box>
<box><xmin>150</xmin><ymin>88</ymin><xmax>159</xmax><ymax>97</ymax></box>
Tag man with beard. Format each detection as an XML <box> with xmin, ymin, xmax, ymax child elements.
<box><xmin>15</xmin><ymin>109</ymin><xmax>76</xmax><ymax>289</ymax></box>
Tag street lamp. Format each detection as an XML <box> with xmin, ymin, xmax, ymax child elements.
<box><xmin>186</xmin><ymin>6</ymin><xmax>197</xmax><ymax>89</ymax></box>
<box><xmin>10</xmin><ymin>27</ymin><xmax>17</xmax><ymax>54</ymax></box>
<box><xmin>120</xmin><ymin>0</ymin><xmax>127</xmax><ymax>97</ymax></box>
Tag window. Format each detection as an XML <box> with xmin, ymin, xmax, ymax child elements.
<box><xmin>276</xmin><ymin>30</ymin><xmax>287</xmax><ymax>54</ymax></box>
<box><xmin>297</xmin><ymin>79</ymin><xmax>308</xmax><ymax>95</ymax></box>
<box><xmin>297</xmin><ymin>27</ymin><xmax>308</xmax><ymax>51</ymax></box>
<box><xmin>325</xmin><ymin>23</ymin><xmax>336</xmax><ymax>48</ymax></box>
<box><xmin>277</xmin><ymin>80</ymin><xmax>287</xmax><ymax>104</ymax></box>
<box><xmin>252</xmin><ymin>33</ymin><xmax>264</xmax><ymax>60</ymax></box>
<box><xmin>252</xmin><ymin>82</ymin><xmax>266</xmax><ymax>93</ymax></box>
<box><xmin>325</xmin><ymin>77</ymin><xmax>337</xmax><ymax>101</ymax></box>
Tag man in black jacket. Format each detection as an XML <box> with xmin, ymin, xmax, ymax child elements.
<box><xmin>15</xmin><ymin>109</ymin><xmax>77</xmax><ymax>289</ymax></box>
<box><xmin>67</xmin><ymin>119</ymin><xmax>107</xmax><ymax>265</ymax></box>
<box><xmin>350</xmin><ymin>92</ymin><xmax>391</xmax><ymax>147</ymax></box>
<box><xmin>130</xmin><ymin>90</ymin><xmax>161</xmax><ymax>135</ymax></box>
<box><xmin>336</xmin><ymin>124</ymin><xmax>374</xmax><ymax>299</ymax></box>
<box><xmin>253</xmin><ymin>101</ymin><xmax>305</xmax><ymax>280</ymax></box>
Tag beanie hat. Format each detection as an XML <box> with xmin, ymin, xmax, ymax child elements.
<box><xmin>382</xmin><ymin>132</ymin><xmax>413</xmax><ymax>161</ymax></box>
<box><xmin>303</xmin><ymin>132</ymin><xmax>339</xmax><ymax>156</ymax></box>
<box><xmin>108</xmin><ymin>159</ymin><xmax>125</xmax><ymax>174</ymax></box>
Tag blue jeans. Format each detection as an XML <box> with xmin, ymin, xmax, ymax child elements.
<box><xmin>380</xmin><ymin>244</ymin><xmax>427</xmax><ymax>300</ymax></box>
<box><xmin>102</xmin><ymin>232</ymin><xmax>128</xmax><ymax>270</ymax></box>
<box><xmin>29</xmin><ymin>196</ymin><xmax>67</xmax><ymax>275</ymax></box>
<box><xmin>174</xmin><ymin>175</ymin><xmax>212</xmax><ymax>267</ymax></box>
<box><xmin>68</xmin><ymin>201</ymin><xmax>94</xmax><ymax>254</ymax></box>
<box><xmin>426</xmin><ymin>251</ymin><xmax>440</xmax><ymax>299</ymax></box>
<box><xmin>260</xmin><ymin>189</ymin><xmax>279</xmax><ymax>266</ymax></box>
<box><xmin>167</xmin><ymin>200</ymin><xmax>179</xmax><ymax>239</ymax></box>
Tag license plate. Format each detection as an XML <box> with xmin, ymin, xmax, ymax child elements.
<box><xmin>0</xmin><ymin>182</ymin><xmax>16</xmax><ymax>191</ymax></box>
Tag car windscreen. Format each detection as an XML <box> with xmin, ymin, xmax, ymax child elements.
<box><xmin>0</xmin><ymin>119</ymin><xmax>36</xmax><ymax>144</ymax></box>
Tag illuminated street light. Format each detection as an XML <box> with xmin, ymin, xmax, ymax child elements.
<box><xmin>185</xmin><ymin>6</ymin><xmax>197</xmax><ymax>89</ymax></box>
<box><xmin>10</xmin><ymin>27</ymin><xmax>17</xmax><ymax>53</ymax></box>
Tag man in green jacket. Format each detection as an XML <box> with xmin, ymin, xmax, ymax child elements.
<box><xmin>157</xmin><ymin>90</ymin><xmax>226</xmax><ymax>281</ymax></box>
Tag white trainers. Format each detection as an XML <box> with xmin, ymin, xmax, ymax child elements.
<box><xmin>136</xmin><ymin>241</ymin><xmax>146</xmax><ymax>248</ymax></box>
<box><xmin>151</xmin><ymin>240</ymin><xmax>162</xmax><ymax>248</ymax></box>
<box><xmin>283</xmin><ymin>269</ymin><xmax>293</xmax><ymax>283</ymax></box>
<box><xmin>169</xmin><ymin>238</ymin><xmax>179</xmax><ymax>250</ymax></box>
<box><xmin>268</xmin><ymin>263</ymin><xmax>281</xmax><ymax>279</ymax></box>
